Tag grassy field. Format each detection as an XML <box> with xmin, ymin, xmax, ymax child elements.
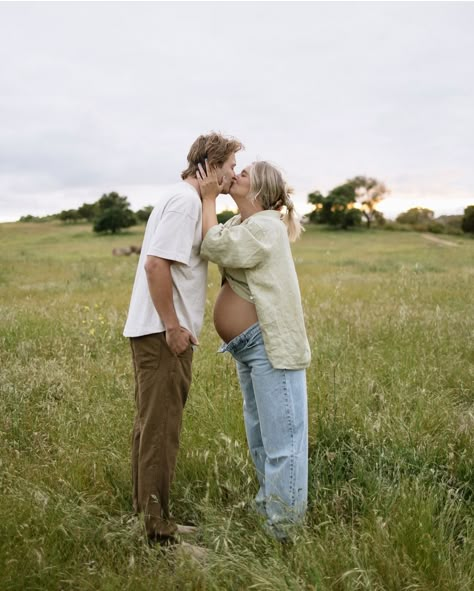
<box><xmin>0</xmin><ymin>221</ymin><xmax>473</xmax><ymax>590</ymax></box>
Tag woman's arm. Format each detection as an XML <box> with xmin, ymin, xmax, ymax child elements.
<box><xmin>202</xmin><ymin>200</ymin><xmax>218</xmax><ymax>239</ymax></box>
<box><xmin>201</xmin><ymin>222</ymin><xmax>270</xmax><ymax>269</ymax></box>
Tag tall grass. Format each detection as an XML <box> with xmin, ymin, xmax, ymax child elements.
<box><xmin>0</xmin><ymin>222</ymin><xmax>473</xmax><ymax>590</ymax></box>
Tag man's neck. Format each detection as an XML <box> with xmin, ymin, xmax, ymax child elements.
<box><xmin>184</xmin><ymin>177</ymin><xmax>201</xmax><ymax>197</ymax></box>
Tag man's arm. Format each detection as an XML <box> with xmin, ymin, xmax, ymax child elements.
<box><xmin>144</xmin><ymin>255</ymin><xmax>198</xmax><ymax>354</ymax></box>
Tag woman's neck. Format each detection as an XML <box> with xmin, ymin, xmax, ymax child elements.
<box><xmin>234</xmin><ymin>196</ymin><xmax>264</xmax><ymax>221</ymax></box>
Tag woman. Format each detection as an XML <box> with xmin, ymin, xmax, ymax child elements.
<box><xmin>198</xmin><ymin>160</ymin><xmax>311</xmax><ymax>540</ymax></box>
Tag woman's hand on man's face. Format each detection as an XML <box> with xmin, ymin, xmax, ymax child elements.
<box><xmin>196</xmin><ymin>159</ymin><xmax>225</xmax><ymax>200</ymax></box>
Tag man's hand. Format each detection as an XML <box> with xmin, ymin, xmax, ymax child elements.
<box><xmin>196</xmin><ymin>159</ymin><xmax>224</xmax><ymax>201</ymax></box>
<box><xmin>145</xmin><ymin>256</ymin><xmax>199</xmax><ymax>354</ymax></box>
<box><xmin>166</xmin><ymin>326</ymin><xmax>199</xmax><ymax>355</ymax></box>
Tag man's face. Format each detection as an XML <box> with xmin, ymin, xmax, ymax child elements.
<box><xmin>216</xmin><ymin>153</ymin><xmax>237</xmax><ymax>194</ymax></box>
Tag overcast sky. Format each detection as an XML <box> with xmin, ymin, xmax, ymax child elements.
<box><xmin>1</xmin><ymin>1</ymin><xmax>473</xmax><ymax>222</ymax></box>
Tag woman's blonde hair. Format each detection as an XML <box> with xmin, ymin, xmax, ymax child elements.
<box><xmin>248</xmin><ymin>161</ymin><xmax>303</xmax><ymax>242</ymax></box>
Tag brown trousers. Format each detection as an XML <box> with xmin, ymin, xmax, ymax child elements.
<box><xmin>130</xmin><ymin>332</ymin><xmax>193</xmax><ymax>540</ymax></box>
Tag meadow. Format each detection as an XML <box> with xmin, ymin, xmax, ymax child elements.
<box><xmin>0</xmin><ymin>221</ymin><xmax>473</xmax><ymax>590</ymax></box>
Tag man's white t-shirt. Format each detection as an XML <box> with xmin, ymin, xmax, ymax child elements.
<box><xmin>123</xmin><ymin>182</ymin><xmax>208</xmax><ymax>339</ymax></box>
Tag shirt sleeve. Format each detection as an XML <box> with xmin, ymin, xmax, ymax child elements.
<box><xmin>147</xmin><ymin>208</ymin><xmax>198</xmax><ymax>265</ymax></box>
<box><xmin>200</xmin><ymin>221</ymin><xmax>270</xmax><ymax>268</ymax></box>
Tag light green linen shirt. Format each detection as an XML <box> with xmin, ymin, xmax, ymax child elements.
<box><xmin>200</xmin><ymin>210</ymin><xmax>311</xmax><ymax>370</ymax></box>
<box><xmin>221</xmin><ymin>266</ymin><xmax>253</xmax><ymax>303</ymax></box>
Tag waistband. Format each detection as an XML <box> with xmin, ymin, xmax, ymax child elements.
<box><xmin>218</xmin><ymin>322</ymin><xmax>261</xmax><ymax>355</ymax></box>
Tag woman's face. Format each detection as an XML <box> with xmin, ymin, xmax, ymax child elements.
<box><xmin>230</xmin><ymin>165</ymin><xmax>251</xmax><ymax>200</ymax></box>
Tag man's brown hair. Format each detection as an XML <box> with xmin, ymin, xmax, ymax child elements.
<box><xmin>181</xmin><ymin>132</ymin><xmax>243</xmax><ymax>180</ymax></box>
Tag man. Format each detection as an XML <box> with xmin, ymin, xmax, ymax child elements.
<box><xmin>123</xmin><ymin>132</ymin><xmax>243</xmax><ymax>545</ymax></box>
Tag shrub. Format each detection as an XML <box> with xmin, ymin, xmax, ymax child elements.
<box><xmin>217</xmin><ymin>210</ymin><xmax>236</xmax><ymax>224</ymax></box>
<box><xmin>427</xmin><ymin>221</ymin><xmax>445</xmax><ymax>234</ymax></box>
<box><xmin>461</xmin><ymin>205</ymin><xmax>474</xmax><ymax>234</ymax></box>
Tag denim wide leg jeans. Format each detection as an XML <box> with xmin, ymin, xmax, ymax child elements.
<box><xmin>220</xmin><ymin>323</ymin><xmax>308</xmax><ymax>538</ymax></box>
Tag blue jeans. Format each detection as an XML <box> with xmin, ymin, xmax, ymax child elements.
<box><xmin>220</xmin><ymin>323</ymin><xmax>308</xmax><ymax>539</ymax></box>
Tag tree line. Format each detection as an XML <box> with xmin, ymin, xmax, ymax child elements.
<box><xmin>18</xmin><ymin>180</ymin><xmax>474</xmax><ymax>235</ymax></box>
<box><xmin>307</xmin><ymin>175</ymin><xmax>474</xmax><ymax>235</ymax></box>
<box><xmin>20</xmin><ymin>193</ymin><xmax>153</xmax><ymax>234</ymax></box>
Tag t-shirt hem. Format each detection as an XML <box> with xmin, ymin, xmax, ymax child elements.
<box><xmin>145</xmin><ymin>248</ymin><xmax>190</xmax><ymax>265</ymax></box>
<box><xmin>123</xmin><ymin>327</ymin><xmax>165</xmax><ymax>338</ymax></box>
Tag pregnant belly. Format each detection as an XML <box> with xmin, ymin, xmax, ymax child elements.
<box><xmin>213</xmin><ymin>281</ymin><xmax>258</xmax><ymax>343</ymax></box>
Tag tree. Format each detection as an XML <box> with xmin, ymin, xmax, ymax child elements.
<box><xmin>327</xmin><ymin>183</ymin><xmax>362</xmax><ymax>229</ymax></box>
<box><xmin>308</xmin><ymin>184</ymin><xmax>362</xmax><ymax>229</ymax></box>
<box><xmin>396</xmin><ymin>207</ymin><xmax>434</xmax><ymax>225</ymax></box>
<box><xmin>93</xmin><ymin>192</ymin><xmax>136</xmax><ymax>234</ymax></box>
<box><xmin>461</xmin><ymin>205</ymin><xmax>474</xmax><ymax>234</ymax></box>
<box><xmin>217</xmin><ymin>210</ymin><xmax>236</xmax><ymax>224</ymax></box>
<box><xmin>59</xmin><ymin>209</ymin><xmax>81</xmax><ymax>223</ymax></box>
<box><xmin>307</xmin><ymin>191</ymin><xmax>325</xmax><ymax>224</ymax></box>
<box><xmin>136</xmin><ymin>206</ymin><xmax>154</xmax><ymax>223</ymax></box>
<box><xmin>77</xmin><ymin>202</ymin><xmax>96</xmax><ymax>222</ymax></box>
<box><xmin>373</xmin><ymin>210</ymin><xmax>386</xmax><ymax>227</ymax></box>
<box><xmin>349</xmin><ymin>176</ymin><xmax>388</xmax><ymax>229</ymax></box>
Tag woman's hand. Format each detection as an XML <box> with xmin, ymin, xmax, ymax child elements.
<box><xmin>198</xmin><ymin>159</ymin><xmax>221</xmax><ymax>238</ymax></box>
<box><xmin>196</xmin><ymin>159</ymin><xmax>224</xmax><ymax>201</ymax></box>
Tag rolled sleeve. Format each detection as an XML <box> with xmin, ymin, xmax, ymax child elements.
<box><xmin>200</xmin><ymin>222</ymin><xmax>269</xmax><ymax>268</ymax></box>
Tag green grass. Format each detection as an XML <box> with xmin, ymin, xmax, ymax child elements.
<box><xmin>1</xmin><ymin>221</ymin><xmax>473</xmax><ymax>590</ymax></box>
